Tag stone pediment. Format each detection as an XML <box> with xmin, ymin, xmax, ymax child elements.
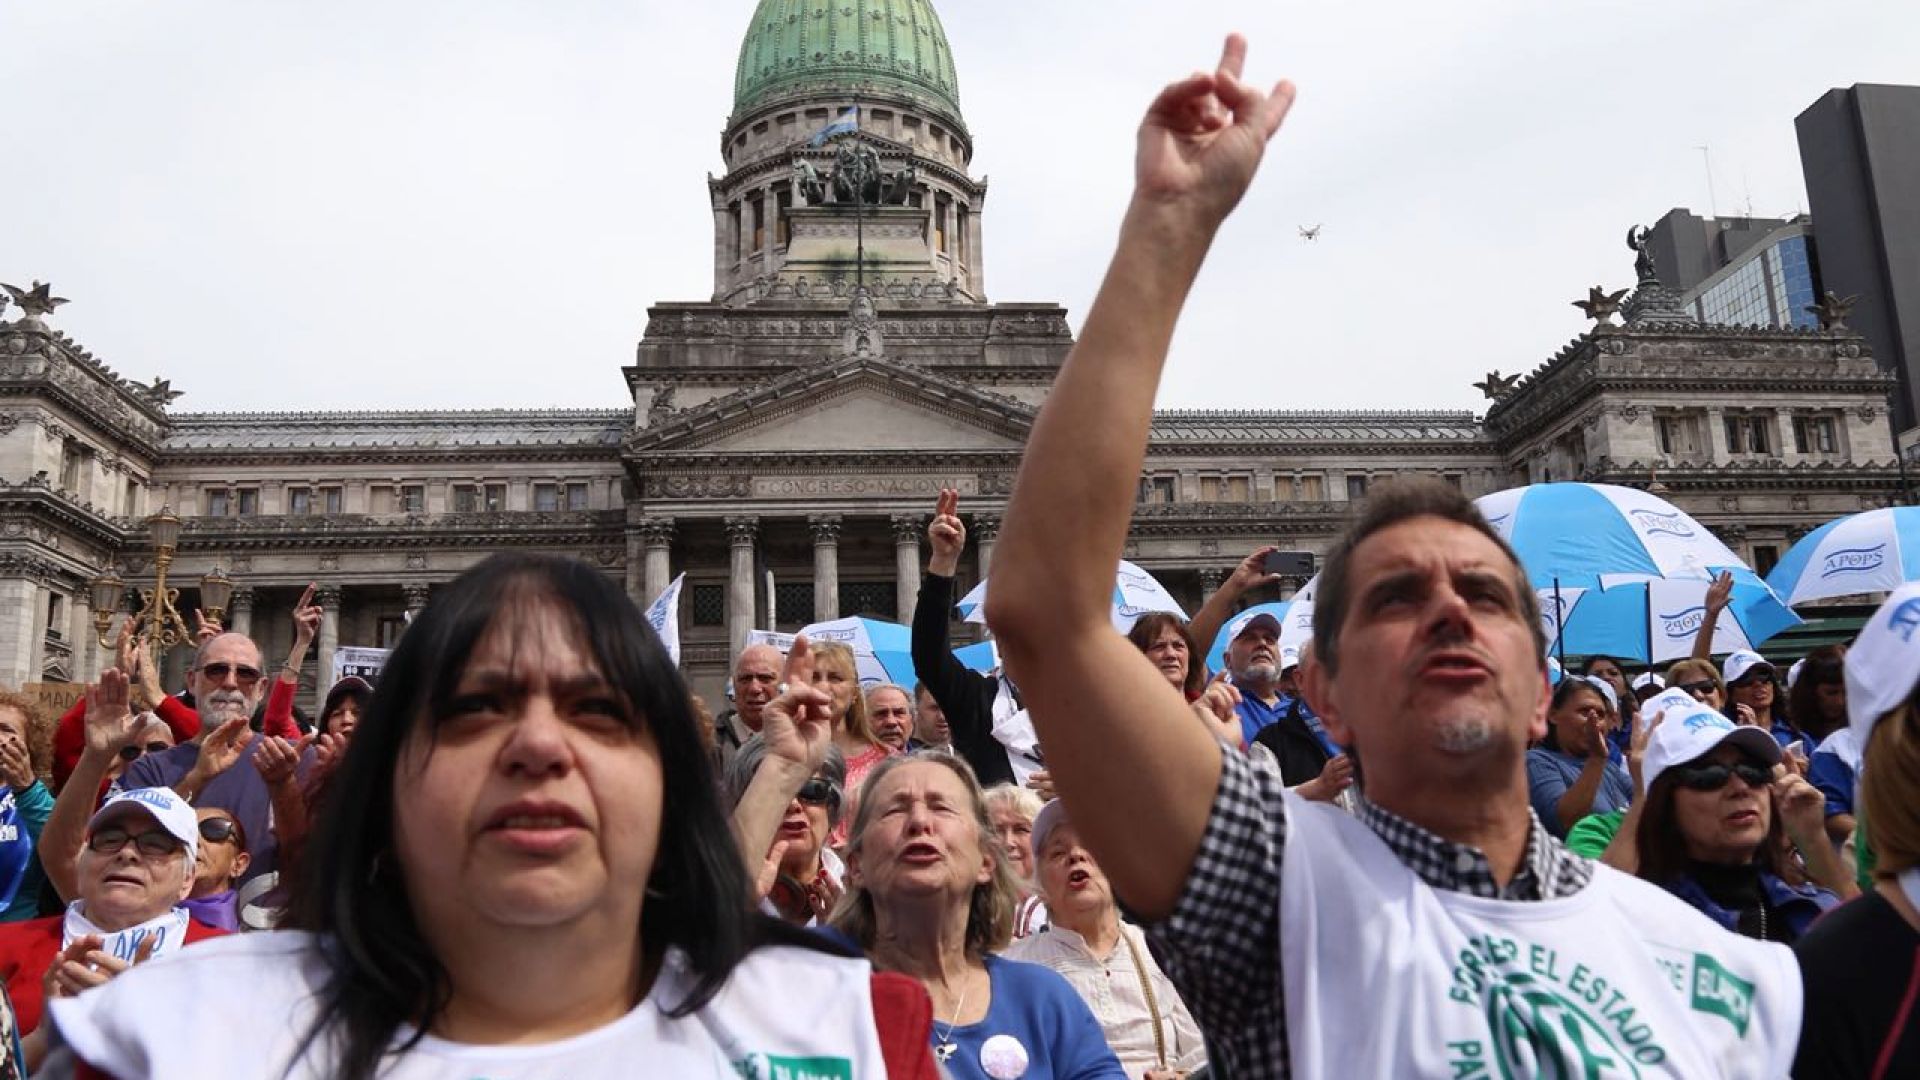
<box><xmin>627</xmin><ymin>356</ymin><xmax>1032</xmax><ymax>455</ymax></box>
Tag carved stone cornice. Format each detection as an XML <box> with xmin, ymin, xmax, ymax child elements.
<box><xmin>0</xmin><ymin>485</ymin><xmax>134</xmax><ymax>551</ymax></box>
<box><xmin>170</xmin><ymin>510</ymin><xmax>623</xmax><ymax>553</ymax></box>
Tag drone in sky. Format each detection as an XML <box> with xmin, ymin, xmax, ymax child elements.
<box><xmin>1298</xmin><ymin>224</ymin><xmax>1322</xmax><ymax>241</ymax></box>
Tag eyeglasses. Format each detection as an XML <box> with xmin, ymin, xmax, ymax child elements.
<box><xmin>795</xmin><ymin>778</ymin><xmax>839</xmax><ymax>807</ymax></box>
<box><xmin>1677</xmin><ymin>680</ymin><xmax>1720</xmax><ymax>698</ymax></box>
<box><xmin>116</xmin><ymin>741</ymin><xmax>173</xmax><ymax>762</ymax></box>
<box><xmin>198</xmin><ymin>817</ymin><xmax>241</xmax><ymax>846</ymax></box>
<box><xmin>195</xmin><ymin>662</ymin><xmax>263</xmax><ymax>687</ymax></box>
<box><xmin>1673</xmin><ymin>760</ymin><xmax>1773</xmax><ymax>792</ymax></box>
<box><xmin>87</xmin><ymin>827</ymin><xmax>183</xmax><ymax>858</ymax></box>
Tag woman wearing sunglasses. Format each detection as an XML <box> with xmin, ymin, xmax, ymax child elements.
<box><xmin>727</xmin><ymin>734</ymin><xmax>847</xmax><ymax>927</ymax></box>
<box><xmin>1632</xmin><ymin>688</ymin><xmax>1848</xmax><ymax>944</ymax></box>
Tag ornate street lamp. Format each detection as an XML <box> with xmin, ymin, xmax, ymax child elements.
<box><xmin>87</xmin><ymin>506</ymin><xmax>233</xmax><ymax>658</ymax></box>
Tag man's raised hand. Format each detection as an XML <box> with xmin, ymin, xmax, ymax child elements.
<box><xmin>927</xmin><ymin>488</ymin><xmax>966</xmax><ymax>577</ymax></box>
<box><xmin>1135</xmin><ymin>33</ymin><xmax>1295</xmax><ymax>225</ymax></box>
<box><xmin>83</xmin><ymin>669</ymin><xmax>138</xmax><ymax>756</ymax></box>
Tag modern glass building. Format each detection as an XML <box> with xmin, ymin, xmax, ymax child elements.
<box><xmin>1685</xmin><ymin>224</ymin><xmax>1821</xmax><ymax>330</ymax></box>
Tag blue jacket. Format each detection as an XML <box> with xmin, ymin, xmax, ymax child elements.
<box><xmin>1663</xmin><ymin>870</ymin><xmax>1837</xmax><ymax>941</ymax></box>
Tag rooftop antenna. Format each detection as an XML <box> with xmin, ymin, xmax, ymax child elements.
<box><xmin>1696</xmin><ymin>145</ymin><xmax>1719</xmax><ymax>218</ymax></box>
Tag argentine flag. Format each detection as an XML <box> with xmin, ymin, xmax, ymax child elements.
<box><xmin>808</xmin><ymin>106</ymin><xmax>859</xmax><ymax>146</ymax></box>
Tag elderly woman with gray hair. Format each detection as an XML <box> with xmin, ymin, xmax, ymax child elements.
<box><xmin>727</xmin><ymin>734</ymin><xmax>848</xmax><ymax>927</ymax></box>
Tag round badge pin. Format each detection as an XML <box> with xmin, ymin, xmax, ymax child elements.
<box><xmin>979</xmin><ymin>1033</ymin><xmax>1030</xmax><ymax>1079</ymax></box>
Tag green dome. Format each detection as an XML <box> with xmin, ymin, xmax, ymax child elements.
<box><xmin>732</xmin><ymin>0</ymin><xmax>964</xmax><ymax>132</ymax></box>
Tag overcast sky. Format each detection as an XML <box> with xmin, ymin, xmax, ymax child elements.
<box><xmin>3</xmin><ymin>1</ymin><xmax>1916</xmax><ymax>416</ymax></box>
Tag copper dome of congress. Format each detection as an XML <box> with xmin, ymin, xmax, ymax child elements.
<box><xmin>731</xmin><ymin>0</ymin><xmax>965</xmax><ymax>132</ymax></box>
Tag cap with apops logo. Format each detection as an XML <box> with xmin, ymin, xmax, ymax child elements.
<box><xmin>1639</xmin><ymin>687</ymin><xmax>1783</xmax><ymax>792</ymax></box>
<box><xmin>1722</xmin><ymin>650</ymin><xmax>1775</xmax><ymax>687</ymax></box>
<box><xmin>1845</xmin><ymin>581</ymin><xmax>1920</xmax><ymax>745</ymax></box>
<box><xmin>88</xmin><ymin>787</ymin><xmax>200</xmax><ymax>863</ymax></box>
<box><xmin>1225</xmin><ymin>610</ymin><xmax>1282</xmax><ymax>643</ymax></box>
<box><xmin>1279</xmin><ymin>645</ymin><xmax>1301</xmax><ymax>672</ymax></box>
<box><xmin>1631</xmin><ymin>671</ymin><xmax>1664</xmax><ymax>692</ymax></box>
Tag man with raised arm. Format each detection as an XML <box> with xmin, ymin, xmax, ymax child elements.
<box><xmin>983</xmin><ymin>34</ymin><xmax>1802</xmax><ymax>1077</ymax></box>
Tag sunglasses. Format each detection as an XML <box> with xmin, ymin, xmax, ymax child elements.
<box><xmin>117</xmin><ymin>740</ymin><xmax>173</xmax><ymax>762</ymax></box>
<box><xmin>198</xmin><ymin>817</ymin><xmax>241</xmax><ymax>845</ymax></box>
<box><xmin>195</xmin><ymin>662</ymin><xmax>264</xmax><ymax>687</ymax></box>
<box><xmin>1677</xmin><ymin>680</ymin><xmax>1720</xmax><ymax>698</ymax></box>
<box><xmin>1673</xmin><ymin>760</ymin><xmax>1773</xmax><ymax>792</ymax></box>
<box><xmin>87</xmin><ymin>826</ymin><xmax>183</xmax><ymax>859</ymax></box>
<box><xmin>795</xmin><ymin>778</ymin><xmax>839</xmax><ymax>807</ymax></box>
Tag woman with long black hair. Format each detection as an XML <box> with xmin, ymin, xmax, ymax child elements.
<box><xmin>42</xmin><ymin>553</ymin><xmax>937</xmax><ymax>1079</ymax></box>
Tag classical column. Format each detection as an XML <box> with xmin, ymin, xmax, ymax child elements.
<box><xmin>891</xmin><ymin>514</ymin><xmax>922</xmax><ymax>626</ymax></box>
<box><xmin>313</xmin><ymin>585</ymin><xmax>341</xmax><ymax>715</ymax></box>
<box><xmin>1197</xmin><ymin>567</ymin><xmax>1226</xmax><ymax>596</ymax></box>
<box><xmin>809</xmin><ymin>515</ymin><xmax>843</xmax><ymax>623</ymax></box>
<box><xmin>68</xmin><ymin>592</ymin><xmax>100</xmax><ymax>683</ymax></box>
<box><xmin>227</xmin><ymin>584</ymin><xmax>255</xmax><ymax>640</ymax></box>
<box><xmin>641</xmin><ymin>517</ymin><xmax>675</xmax><ymax>605</ymax></box>
<box><xmin>403</xmin><ymin>583</ymin><xmax>431</xmax><ymax>620</ymax></box>
<box><xmin>973</xmin><ymin>514</ymin><xmax>1001</xmax><ymax>580</ymax></box>
<box><xmin>725</xmin><ymin>516</ymin><xmax>758</xmax><ymax>656</ymax></box>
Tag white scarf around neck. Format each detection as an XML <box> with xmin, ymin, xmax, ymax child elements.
<box><xmin>62</xmin><ymin>900</ymin><xmax>191</xmax><ymax>964</ymax></box>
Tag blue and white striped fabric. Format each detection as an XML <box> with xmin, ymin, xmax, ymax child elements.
<box><xmin>1475</xmin><ymin>483</ymin><xmax>1747</xmax><ymax>587</ymax></box>
<box><xmin>1766</xmin><ymin>506</ymin><xmax>1920</xmax><ymax>606</ymax></box>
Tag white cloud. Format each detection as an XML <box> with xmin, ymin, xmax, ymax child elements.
<box><xmin>3</xmin><ymin>0</ymin><xmax>1915</xmax><ymax>414</ymax></box>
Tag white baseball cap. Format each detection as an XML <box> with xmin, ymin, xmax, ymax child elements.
<box><xmin>1721</xmin><ymin>650</ymin><xmax>1775</xmax><ymax>687</ymax></box>
<box><xmin>1845</xmin><ymin>581</ymin><xmax>1920</xmax><ymax>745</ymax></box>
<box><xmin>1640</xmin><ymin>688</ymin><xmax>1782</xmax><ymax>791</ymax></box>
<box><xmin>1631</xmin><ymin>671</ymin><xmax>1664</xmax><ymax>692</ymax></box>
<box><xmin>1579</xmin><ymin>675</ymin><xmax>1619</xmax><ymax>713</ymax></box>
<box><xmin>1225</xmin><ymin>609</ymin><xmax>1282</xmax><ymax>643</ymax></box>
<box><xmin>87</xmin><ymin>787</ymin><xmax>200</xmax><ymax>863</ymax></box>
<box><xmin>1279</xmin><ymin>645</ymin><xmax>1301</xmax><ymax>672</ymax></box>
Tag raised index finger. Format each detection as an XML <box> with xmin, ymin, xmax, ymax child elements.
<box><xmin>298</xmin><ymin>582</ymin><xmax>317</xmax><ymax>609</ymax></box>
<box><xmin>781</xmin><ymin>636</ymin><xmax>815</xmax><ymax>690</ymax></box>
<box><xmin>1216</xmin><ymin>31</ymin><xmax>1248</xmax><ymax>81</ymax></box>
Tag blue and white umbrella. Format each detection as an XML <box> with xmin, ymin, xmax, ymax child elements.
<box><xmin>957</xmin><ymin>559</ymin><xmax>1187</xmax><ymax>632</ymax></box>
<box><xmin>1766</xmin><ymin>507</ymin><xmax>1920</xmax><ymax>606</ymax></box>
<box><xmin>1475</xmin><ymin>483</ymin><xmax>1747</xmax><ymax>588</ymax></box>
<box><xmin>1550</xmin><ymin>573</ymin><xmax>1800</xmax><ymax>663</ymax></box>
<box><xmin>744</xmin><ymin>617</ymin><xmax>917</xmax><ymax>689</ymax></box>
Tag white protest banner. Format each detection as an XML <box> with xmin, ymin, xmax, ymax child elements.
<box><xmin>646</xmin><ymin>574</ymin><xmax>686</xmax><ymax>665</ymax></box>
<box><xmin>331</xmin><ymin>646</ymin><xmax>390</xmax><ymax>686</ymax></box>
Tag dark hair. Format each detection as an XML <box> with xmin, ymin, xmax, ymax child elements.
<box><xmin>282</xmin><ymin>553</ymin><xmax>757</xmax><ymax>1079</ymax></box>
<box><xmin>1125</xmin><ymin>612</ymin><xmax>1207</xmax><ymax>699</ymax></box>
<box><xmin>1634</xmin><ymin>749</ymin><xmax>1787</xmax><ymax>885</ymax></box>
<box><xmin>319</xmin><ymin>678</ymin><xmax>374</xmax><ymax>736</ymax></box>
<box><xmin>1541</xmin><ymin>677</ymin><xmax>1606</xmax><ymax>753</ymax></box>
<box><xmin>1313</xmin><ymin>478</ymin><xmax>1545</xmax><ymax>675</ymax></box>
<box><xmin>1786</xmin><ymin>645</ymin><xmax>1846</xmax><ymax>741</ymax></box>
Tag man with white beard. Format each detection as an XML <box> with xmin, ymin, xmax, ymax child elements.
<box><xmin>113</xmin><ymin>633</ymin><xmax>280</xmax><ymax>886</ymax></box>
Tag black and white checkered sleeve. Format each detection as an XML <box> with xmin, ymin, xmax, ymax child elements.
<box><xmin>1142</xmin><ymin>744</ymin><xmax>1292</xmax><ymax>1077</ymax></box>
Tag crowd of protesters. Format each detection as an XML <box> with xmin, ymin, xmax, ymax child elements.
<box><xmin>0</xmin><ymin>32</ymin><xmax>1910</xmax><ymax>1079</ymax></box>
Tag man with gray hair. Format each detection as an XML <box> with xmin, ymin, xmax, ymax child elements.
<box><xmin>716</xmin><ymin>643</ymin><xmax>784</xmax><ymax>765</ymax></box>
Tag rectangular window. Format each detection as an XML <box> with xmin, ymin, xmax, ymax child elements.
<box><xmin>1656</xmin><ymin>414</ymin><xmax>1703</xmax><ymax>457</ymax></box>
<box><xmin>533</xmin><ymin>483</ymin><xmax>560</xmax><ymax>512</ymax></box>
<box><xmin>776</xmin><ymin>186</ymin><xmax>793</xmax><ymax>246</ymax></box>
<box><xmin>206</xmin><ymin>489</ymin><xmax>231</xmax><ymax>517</ymax></box>
<box><xmin>320</xmin><ymin>486</ymin><xmax>343</xmax><ymax>515</ymax></box>
<box><xmin>1299</xmin><ymin>474</ymin><xmax>1325</xmax><ymax>501</ymax></box>
<box><xmin>452</xmin><ymin>485</ymin><xmax>478</xmax><ymax>514</ymax></box>
<box><xmin>1753</xmin><ymin>544</ymin><xmax>1781</xmax><ymax>579</ymax></box>
<box><xmin>484</xmin><ymin>483</ymin><xmax>507</xmax><ymax>512</ymax></box>
<box><xmin>288</xmin><ymin>487</ymin><xmax>312</xmax><ymax>516</ymax></box>
<box><xmin>1793</xmin><ymin>416</ymin><xmax>1838</xmax><ymax>455</ymax></box>
<box><xmin>1273</xmin><ymin>475</ymin><xmax>1295</xmax><ymax>501</ymax></box>
<box><xmin>838</xmin><ymin>581</ymin><xmax>898</xmax><ymax>620</ymax></box>
<box><xmin>774</xmin><ymin>582</ymin><xmax>816</xmax><ymax>628</ymax></box>
<box><xmin>751</xmin><ymin>198</ymin><xmax>765</xmax><ymax>252</ymax></box>
<box><xmin>1346</xmin><ymin>475</ymin><xmax>1369</xmax><ymax>500</ymax></box>
<box><xmin>565</xmin><ymin>482</ymin><xmax>590</xmax><ymax>511</ymax></box>
<box><xmin>377</xmin><ymin>616</ymin><xmax>407</xmax><ymax>649</ymax></box>
<box><xmin>370</xmin><ymin>486</ymin><xmax>394</xmax><ymax>514</ymax></box>
<box><xmin>1224</xmin><ymin>476</ymin><xmax>1250</xmax><ymax>502</ymax></box>
<box><xmin>45</xmin><ymin>593</ymin><xmax>64</xmax><ymax>641</ymax></box>
<box><xmin>1199</xmin><ymin>476</ymin><xmax>1221</xmax><ymax>502</ymax></box>
<box><xmin>124</xmin><ymin>478</ymin><xmax>139</xmax><ymax>515</ymax></box>
<box><xmin>1724</xmin><ymin>415</ymin><xmax>1770</xmax><ymax>455</ymax></box>
<box><xmin>934</xmin><ymin>194</ymin><xmax>949</xmax><ymax>253</ymax></box>
<box><xmin>60</xmin><ymin>439</ymin><xmax>89</xmax><ymax>492</ymax></box>
<box><xmin>1443</xmin><ymin>473</ymin><xmax>1464</xmax><ymax>489</ymax></box>
<box><xmin>691</xmin><ymin>584</ymin><xmax>726</xmax><ymax>627</ymax></box>
<box><xmin>400</xmin><ymin>485</ymin><xmax>425</xmax><ymax>514</ymax></box>
<box><xmin>236</xmin><ymin>488</ymin><xmax>259</xmax><ymax>516</ymax></box>
<box><xmin>1139</xmin><ymin>477</ymin><xmax>1176</xmax><ymax>505</ymax></box>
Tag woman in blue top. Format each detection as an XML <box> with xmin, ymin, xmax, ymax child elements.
<box><xmin>1526</xmin><ymin>677</ymin><xmax>1633</xmax><ymax>837</ymax></box>
<box><xmin>0</xmin><ymin>694</ymin><xmax>53</xmax><ymax>924</ymax></box>
<box><xmin>832</xmin><ymin>752</ymin><xmax>1125</xmax><ymax>1080</ymax></box>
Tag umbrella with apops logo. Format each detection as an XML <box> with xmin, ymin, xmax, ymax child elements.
<box><xmin>1474</xmin><ymin>483</ymin><xmax>1794</xmax><ymax>662</ymax></box>
<box><xmin>1766</xmin><ymin>506</ymin><xmax>1920</xmax><ymax>607</ymax></box>
<box><xmin>743</xmin><ymin>617</ymin><xmax>916</xmax><ymax>689</ymax></box>
<box><xmin>955</xmin><ymin>559</ymin><xmax>1187</xmax><ymax>632</ymax></box>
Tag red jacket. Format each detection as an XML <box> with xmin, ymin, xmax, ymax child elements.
<box><xmin>0</xmin><ymin>913</ymin><xmax>226</xmax><ymax>1034</ymax></box>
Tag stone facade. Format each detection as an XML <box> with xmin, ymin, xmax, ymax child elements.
<box><xmin>0</xmin><ymin>2</ymin><xmax>1904</xmax><ymax>708</ymax></box>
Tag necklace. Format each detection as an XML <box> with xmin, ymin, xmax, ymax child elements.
<box><xmin>931</xmin><ymin>973</ymin><xmax>972</xmax><ymax>1064</ymax></box>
